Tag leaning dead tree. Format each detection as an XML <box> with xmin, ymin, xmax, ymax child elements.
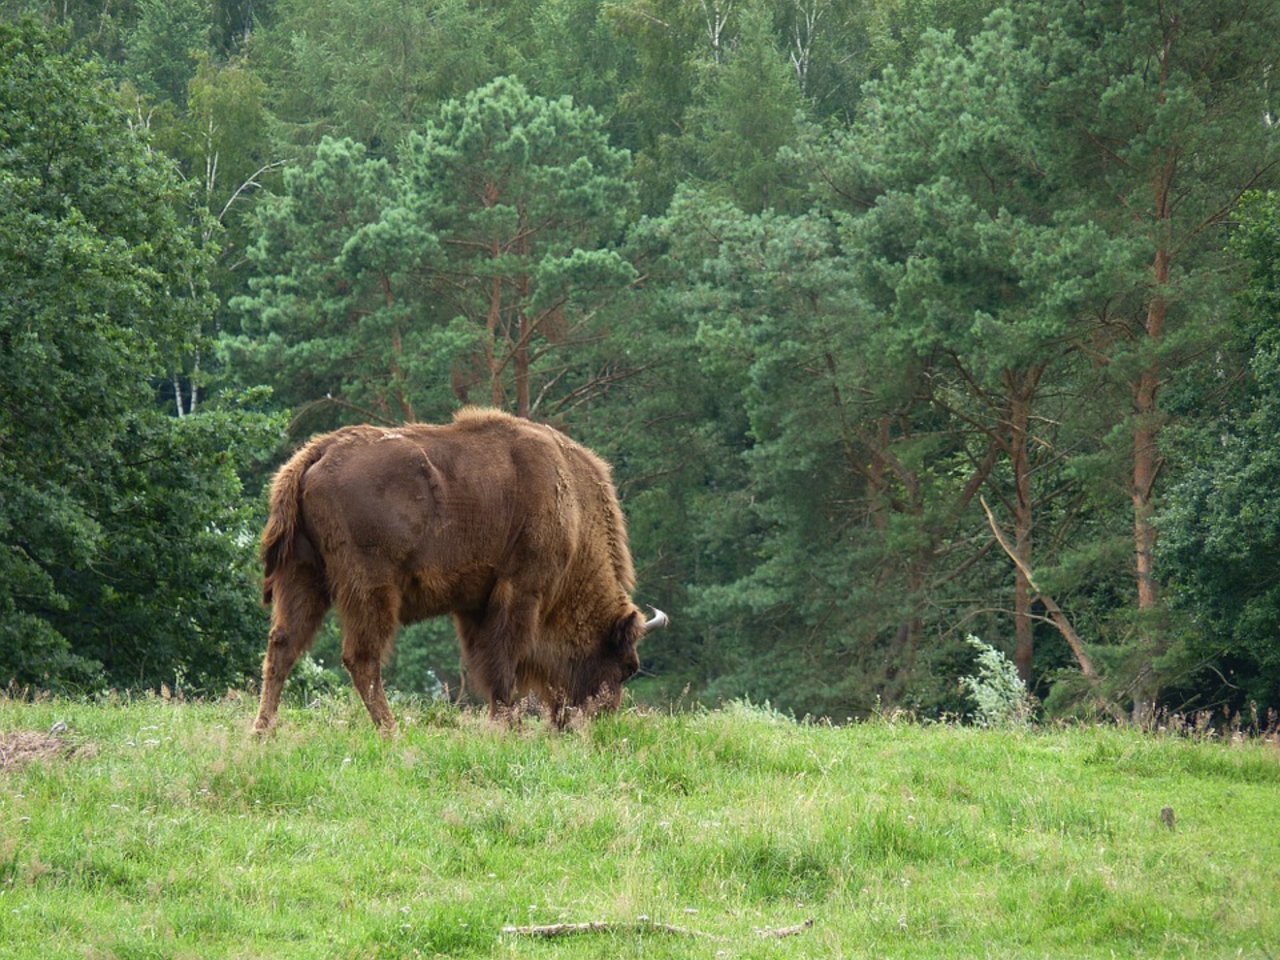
<box><xmin>979</xmin><ymin>495</ymin><xmax>1099</xmax><ymax>681</ymax></box>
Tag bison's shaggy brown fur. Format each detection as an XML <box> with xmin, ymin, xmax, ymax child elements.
<box><xmin>253</xmin><ymin>408</ymin><xmax>664</xmax><ymax>734</ymax></box>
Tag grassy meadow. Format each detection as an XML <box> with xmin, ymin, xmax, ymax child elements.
<box><xmin>1</xmin><ymin>695</ymin><xmax>1277</xmax><ymax>959</ymax></box>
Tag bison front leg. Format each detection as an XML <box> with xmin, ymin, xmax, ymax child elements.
<box><xmin>455</xmin><ymin>581</ymin><xmax>537</xmax><ymax>726</ymax></box>
<box><xmin>456</xmin><ymin>612</ymin><xmax>518</xmax><ymax>725</ymax></box>
<box><xmin>254</xmin><ymin>566</ymin><xmax>330</xmax><ymax>735</ymax></box>
<box><xmin>338</xmin><ymin>589</ymin><xmax>400</xmax><ymax>735</ymax></box>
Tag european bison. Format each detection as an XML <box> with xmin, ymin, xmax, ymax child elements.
<box><xmin>252</xmin><ymin>408</ymin><xmax>666</xmax><ymax>733</ymax></box>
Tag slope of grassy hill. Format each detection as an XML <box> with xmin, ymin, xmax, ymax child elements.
<box><xmin>1</xmin><ymin>696</ymin><xmax>1277</xmax><ymax>958</ymax></box>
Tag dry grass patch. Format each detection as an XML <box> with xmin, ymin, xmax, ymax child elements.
<box><xmin>0</xmin><ymin>730</ymin><xmax>75</xmax><ymax>774</ymax></box>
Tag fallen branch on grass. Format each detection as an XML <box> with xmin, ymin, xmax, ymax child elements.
<box><xmin>501</xmin><ymin>917</ymin><xmax>716</xmax><ymax>939</ymax></box>
<box><xmin>757</xmin><ymin>918</ymin><xmax>815</xmax><ymax>938</ymax></box>
<box><xmin>500</xmin><ymin>915</ymin><xmax>816</xmax><ymax>941</ymax></box>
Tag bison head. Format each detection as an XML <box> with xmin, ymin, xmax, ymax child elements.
<box><xmin>562</xmin><ymin>607</ymin><xmax>666</xmax><ymax>718</ymax></box>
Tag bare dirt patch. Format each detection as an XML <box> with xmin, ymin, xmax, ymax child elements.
<box><xmin>0</xmin><ymin>731</ymin><xmax>72</xmax><ymax>774</ymax></box>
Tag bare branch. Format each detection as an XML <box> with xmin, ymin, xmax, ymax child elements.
<box><xmin>545</xmin><ymin>362</ymin><xmax>653</xmax><ymax>418</ymax></box>
<box><xmin>1177</xmin><ymin>157</ymin><xmax>1280</xmax><ymax>253</ymax></box>
<box><xmin>217</xmin><ymin>159</ymin><xmax>290</xmax><ymax>224</ymax></box>
<box><xmin>289</xmin><ymin>393</ymin><xmax>400</xmax><ymax>432</ymax></box>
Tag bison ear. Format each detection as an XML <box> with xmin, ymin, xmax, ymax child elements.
<box><xmin>606</xmin><ymin>610</ymin><xmax>644</xmax><ymax>653</ymax></box>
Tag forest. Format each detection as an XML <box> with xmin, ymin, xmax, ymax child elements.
<box><xmin>1</xmin><ymin>0</ymin><xmax>1278</xmax><ymax>724</ymax></box>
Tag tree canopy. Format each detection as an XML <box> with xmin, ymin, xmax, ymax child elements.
<box><xmin>2</xmin><ymin>1</ymin><xmax>1278</xmax><ymax>721</ymax></box>
<box><xmin>0</xmin><ymin>19</ymin><xmax>280</xmax><ymax>691</ymax></box>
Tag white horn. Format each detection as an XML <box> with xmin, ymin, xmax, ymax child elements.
<box><xmin>643</xmin><ymin>607</ymin><xmax>669</xmax><ymax>632</ymax></box>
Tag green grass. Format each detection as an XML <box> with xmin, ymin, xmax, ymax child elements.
<box><xmin>1</xmin><ymin>696</ymin><xmax>1277</xmax><ymax>958</ymax></box>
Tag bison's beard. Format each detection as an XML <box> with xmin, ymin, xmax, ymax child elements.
<box><xmin>562</xmin><ymin>664</ymin><xmax>627</xmax><ymax>715</ymax></box>
<box><xmin>537</xmin><ymin>648</ymin><xmax>633</xmax><ymax>728</ymax></box>
<box><xmin>592</xmin><ymin>681</ymin><xmax>625</xmax><ymax>714</ymax></box>
<box><xmin>542</xmin><ymin>682</ymin><xmax>623</xmax><ymax>730</ymax></box>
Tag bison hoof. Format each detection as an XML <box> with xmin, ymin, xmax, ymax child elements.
<box><xmin>251</xmin><ymin>717</ymin><xmax>277</xmax><ymax>737</ymax></box>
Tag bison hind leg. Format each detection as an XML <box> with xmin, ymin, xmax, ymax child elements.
<box><xmin>337</xmin><ymin>587</ymin><xmax>401</xmax><ymax>735</ymax></box>
<box><xmin>254</xmin><ymin>562</ymin><xmax>330</xmax><ymax>735</ymax></box>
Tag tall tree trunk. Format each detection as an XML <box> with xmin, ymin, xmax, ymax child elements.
<box><xmin>382</xmin><ymin>275</ymin><xmax>415</xmax><ymax>422</ymax></box>
<box><xmin>1010</xmin><ymin>396</ymin><xmax>1034</xmax><ymax>685</ymax></box>
<box><xmin>515</xmin><ymin>311</ymin><xmax>531</xmax><ymax>419</ymax></box>
<box><xmin>898</xmin><ymin>563</ymin><xmax>925</xmax><ymax>694</ymax></box>
<box><xmin>483</xmin><ymin>181</ymin><xmax>506</xmax><ymax>410</ymax></box>
<box><xmin>866</xmin><ymin>415</ymin><xmax>890</xmax><ymax>534</ymax></box>
<box><xmin>1131</xmin><ymin>243</ymin><xmax>1169</xmax><ymax>719</ymax></box>
<box><xmin>1128</xmin><ymin>21</ymin><xmax>1178</xmax><ymax>721</ymax></box>
<box><xmin>487</xmin><ymin>274</ymin><xmax>505</xmax><ymax>409</ymax></box>
<box><xmin>190</xmin><ymin>344</ymin><xmax>200</xmax><ymax>414</ymax></box>
<box><xmin>514</xmin><ymin>218</ymin><xmax>532</xmax><ymax>419</ymax></box>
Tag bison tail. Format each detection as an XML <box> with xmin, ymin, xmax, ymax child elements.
<box><xmin>260</xmin><ymin>436</ymin><xmax>329</xmax><ymax>605</ymax></box>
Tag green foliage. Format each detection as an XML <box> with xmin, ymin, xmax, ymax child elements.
<box><xmin>65</xmin><ymin>398</ymin><xmax>283</xmax><ymax>692</ymax></box>
<box><xmin>0</xmin><ymin>20</ymin><xmax>283</xmax><ymax>692</ymax></box>
<box><xmin>683</xmin><ymin>2</ymin><xmax>806</xmax><ymax>212</ymax></box>
<box><xmin>2</xmin><ymin>699</ymin><xmax>1279</xmax><ymax>957</ymax></box>
<box><xmin>122</xmin><ymin>0</ymin><xmax>209</xmax><ymax>105</ymax></box>
<box><xmin>179</xmin><ymin>53</ymin><xmax>273</xmax><ymax>211</ymax></box>
<box><xmin>283</xmin><ymin>654</ymin><xmax>345</xmax><ymax>707</ymax></box>
<box><xmin>1159</xmin><ymin>192</ymin><xmax>1280</xmax><ymax>710</ymax></box>
<box><xmin>4</xmin><ymin>0</ymin><xmax>1278</xmax><ymax>718</ymax></box>
<box><xmin>401</xmin><ymin>76</ymin><xmax>635</xmax><ymax>416</ymax></box>
<box><xmin>211</xmin><ymin>0</ymin><xmax>270</xmax><ymax>55</ymax></box>
<box><xmin>249</xmin><ymin>0</ymin><xmax>511</xmax><ymax>148</ymax></box>
<box><xmin>524</xmin><ymin>0</ymin><xmax>627</xmax><ymax>112</ymax></box>
<box><xmin>0</xmin><ymin>0</ymin><xmax>140</xmax><ymax>63</ymax></box>
<box><xmin>619</xmin><ymin>188</ymin><xmax>980</xmax><ymax>717</ymax></box>
<box><xmin>231</xmin><ymin>77</ymin><xmax>635</xmax><ymax>424</ymax></box>
<box><xmin>227</xmin><ymin>135</ymin><xmax>410</xmax><ymax>423</ymax></box>
<box><xmin>786</xmin><ymin>0</ymin><xmax>1279</xmax><ymax>713</ymax></box>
